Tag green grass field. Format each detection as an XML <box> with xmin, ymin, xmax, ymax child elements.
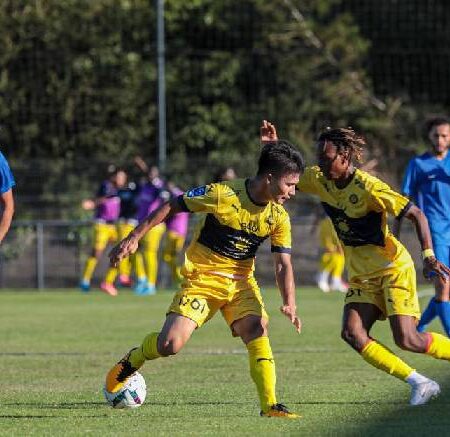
<box><xmin>1</xmin><ymin>287</ymin><xmax>450</xmax><ymax>436</ymax></box>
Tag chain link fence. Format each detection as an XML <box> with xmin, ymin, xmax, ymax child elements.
<box><xmin>0</xmin><ymin>218</ymin><xmax>424</xmax><ymax>290</ymax></box>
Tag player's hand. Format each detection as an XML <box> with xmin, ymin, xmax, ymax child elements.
<box><xmin>280</xmin><ymin>304</ymin><xmax>302</xmax><ymax>333</ymax></box>
<box><xmin>260</xmin><ymin>120</ymin><xmax>278</xmax><ymax>143</ymax></box>
<box><xmin>423</xmin><ymin>256</ymin><xmax>450</xmax><ymax>281</ymax></box>
<box><xmin>109</xmin><ymin>235</ymin><xmax>139</xmax><ymax>267</ymax></box>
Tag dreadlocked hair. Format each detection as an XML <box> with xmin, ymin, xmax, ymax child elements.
<box><xmin>318</xmin><ymin>127</ymin><xmax>365</xmax><ymax>164</ymax></box>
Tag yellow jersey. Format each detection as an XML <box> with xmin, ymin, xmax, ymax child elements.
<box><xmin>178</xmin><ymin>179</ymin><xmax>292</xmax><ymax>277</ymax></box>
<box><xmin>298</xmin><ymin>167</ymin><xmax>413</xmax><ymax>280</ymax></box>
<box><xmin>318</xmin><ymin>217</ymin><xmax>341</xmax><ymax>252</ymax></box>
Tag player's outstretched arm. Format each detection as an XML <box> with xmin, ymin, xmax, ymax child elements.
<box><xmin>109</xmin><ymin>198</ymin><xmax>183</xmax><ymax>266</ymax></box>
<box><xmin>273</xmin><ymin>252</ymin><xmax>302</xmax><ymax>333</ymax></box>
<box><xmin>403</xmin><ymin>204</ymin><xmax>450</xmax><ymax>280</ymax></box>
<box><xmin>260</xmin><ymin>120</ymin><xmax>279</xmax><ymax>144</ymax></box>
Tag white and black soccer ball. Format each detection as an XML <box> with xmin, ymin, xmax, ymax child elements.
<box><xmin>103</xmin><ymin>372</ymin><xmax>147</xmax><ymax>409</ymax></box>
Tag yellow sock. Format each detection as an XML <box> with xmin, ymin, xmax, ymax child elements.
<box><xmin>134</xmin><ymin>252</ymin><xmax>146</xmax><ymax>281</ymax></box>
<box><xmin>104</xmin><ymin>267</ymin><xmax>118</xmax><ymax>284</ymax></box>
<box><xmin>361</xmin><ymin>339</ymin><xmax>414</xmax><ymax>381</ymax></box>
<box><xmin>425</xmin><ymin>332</ymin><xmax>450</xmax><ymax>360</ymax></box>
<box><xmin>128</xmin><ymin>332</ymin><xmax>162</xmax><ymax>368</ymax></box>
<box><xmin>246</xmin><ymin>336</ymin><xmax>277</xmax><ymax>412</ymax></box>
<box><xmin>82</xmin><ymin>257</ymin><xmax>97</xmax><ymax>282</ymax></box>
<box><xmin>119</xmin><ymin>258</ymin><xmax>132</xmax><ymax>277</ymax></box>
<box><xmin>144</xmin><ymin>250</ymin><xmax>158</xmax><ymax>285</ymax></box>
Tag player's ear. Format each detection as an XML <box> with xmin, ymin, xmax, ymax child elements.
<box><xmin>266</xmin><ymin>173</ymin><xmax>273</xmax><ymax>185</ymax></box>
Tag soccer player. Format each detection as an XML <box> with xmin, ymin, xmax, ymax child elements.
<box><xmin>162</xmin><ymin>181</ymin><xmax>189</xmax><ymax>285</ymax></box>
<box><xmin>116</xmin><ymin>171</ymin><xmax>147</xmax><ymax>289</ymax></box>
<box><xmin>105</xmin><ymin>142</ymin><xmax>304</xmax><ymax>418</ymax></box>
<box><xmin>80</xmin><ymin>167</ymin><xmax>122</xmax><ymax>296</ymax></box>
<box><xmin>134</xmin><ymin>167</ymin><xmax>168</xmax><ymax>295</ymax></box>
<box><xmin>0</xmin><ymin>151</ymin><xmax>15</xmax><ymax>243</ymax></box>
<box><xmin>262</xmin><ymin>120</ymin><xmax>450</xmax><ymax>406</ymax></box>
<box><xmin>394</xmin><ymin>117</ymin><xmax>450</xmax><ymax>335</ymax></box>
<box><xmin>316</xmin><ymin>215</ymin><xmax>347</xmax><ymax>293</ymax></box>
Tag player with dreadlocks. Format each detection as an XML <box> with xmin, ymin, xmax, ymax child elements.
<box><xmin>261</xmin><ymin>120</ymin><xmax>450</xmax><ymax>406</ymax></box>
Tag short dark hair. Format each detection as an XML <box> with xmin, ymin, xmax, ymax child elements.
<box><xmin>257</xmin><ymin>140</ymin><xmax>305</xmax><ymax>176</ymax></box>
<box><xmin>425</xmin><ymin>116</ymin><xmax>450</xmax><ymax>134</ymax></box>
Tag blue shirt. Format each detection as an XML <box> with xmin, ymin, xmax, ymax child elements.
<box><xmin>0</xmin><ymin>151</ymin><xmax>15</xmax><ymax>194</ymax></box>
<box><xmin>402</xmin><ymin>151</ymin><xmax>450</xmax><ymax>245</ymax></box>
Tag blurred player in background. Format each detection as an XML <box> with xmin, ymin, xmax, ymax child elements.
<box><xmin>0</xmin><ymin>150</ymin><xmax>15</xmax><ymax>243</ymax></box>
<box><xmin>116</xmin><ymin>170</ymin><xmax>147</xmax><ymax>290</ymax></box>
<box><xmin>80</xmin><ymin>166</ymin><xmax>122</xmax><ymax>296</ymax></box>
<box><xmin>105</xmin><ymin>141</ymin><xmax>304</xmax><ymax>418</ymax></box>
<box><xmin>315</xmin><ymin>213</ymin><xmax>347</xmax><ymax>293</ymax></box>
<box><xmin>134</xmin><ymin>159</ymin><xmax>167</xmax><ymax>295</ymax></box>
<box><xmin>263</xmin><ymin>120</ymin><xmax>450</xmax><ymax>406</ymax></box>
<box><xmin>162</xmin><ymin>181</ymin><xmax>189</xmax><ymax>285</ymax></box>
<box><xmin>214</xmin><ymin>166</ymin><xmax>237</xmax><ymax>182</ymax></box>
<box><xmin>395</xmin><ymin>116</ymin><xmax>450</xmax><ymax>336</ymax></box>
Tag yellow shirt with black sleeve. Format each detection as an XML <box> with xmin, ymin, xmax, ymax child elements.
<box><xmin>177</xmin><ymin>178</ymin><xmax>292</xmax><ymax>278</ymax></box>
<box><xmin>298</xmin><ymin>166</ymin><xmax>420</xmax><ymax>320</ymax></box>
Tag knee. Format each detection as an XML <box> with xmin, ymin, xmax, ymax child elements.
<box><xmin>157</xmin><ymin>336</ymin><xmax>184</xmax><ymax>356</ymax></box>
<box><xmin>238</xmin><ymin>318</ymin><xmax>268</xmax><ymax>343</ymax></box>
<box><xmin>341</xmin><ymin>327</ymin><xmax>367</xmax><ymax>351</ymax></box>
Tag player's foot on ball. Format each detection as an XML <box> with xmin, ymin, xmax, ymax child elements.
<box><xmin>410</xmin><ymin>380</ymin><xmax>441</xmax><ymax>406</ymax></box>
<box><xmin>260</xmin><ymin>403</ymin><xmax>300</xmax><ymax>419</ymax></box>
<box><xmin>100</xmin><ymin>281</ymin><xmax>118</xmax><ymax>297</ymax></box>
<box><xmin>105</xmin><ymin>348</ymin><xmax>139</xmax><ymax>393</ymax></box>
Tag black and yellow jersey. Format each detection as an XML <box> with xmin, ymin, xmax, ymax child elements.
<box><xmin>298</xmin><ymin>167</ymin><xmax>413</xmax><ymax>280</ymax></box>
<box><xmin>178</xmin><ymin>179</ymin><xmax>291</xmax><ymax>277</ymax></box>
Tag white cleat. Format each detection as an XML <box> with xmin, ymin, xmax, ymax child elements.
<box><xmin>317</xmin><ymin>280</ymin><xmax>330</xmax><ymax>293</ymax></box>
<box><xmin>409</xmin><ymin>380</ymin><xmax>441</xmax><ymax>406</ymax></box>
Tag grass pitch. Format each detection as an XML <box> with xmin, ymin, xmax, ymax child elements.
<box><xmin>1</xmin><ymin>287</ymin><xmax>450</xmax><ymax>436</ymax></box>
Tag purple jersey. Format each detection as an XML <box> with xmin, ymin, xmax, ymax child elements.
<box><xmin>136</xmin><ymin>179</ymin><xmax>167</xmax><ymax>222</ymax></box>
<box><xmin>95</xmin><ymin>180</ymin><xmax>120</xmax><ymax>222</ymax></box>
<box><xmin>166</xmin><ymin>186</ymin><xmax>189</xmax><ymax>236</ymax></box>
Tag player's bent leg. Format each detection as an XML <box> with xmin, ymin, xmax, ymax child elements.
<box><xmin>105</xmin><ymin>313</ymin><xmax>197</xmax><ymax>393</ymax></box>
<box><xmin>233</xmin><ymin>316</ymin><xmax>299</xmax><ymax>419</ymax></box>
<box><xmin>343</xmin><ymin>305</ymin><xmax>416</xmax><ymax>382</ymax></box>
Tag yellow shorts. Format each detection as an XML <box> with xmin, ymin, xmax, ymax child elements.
<box><xmin>163</xmin><ymin>231</ymin><xmax>185</xmax><ymax>261</ymax></box>
<box><xmin>117</xmin><ymin>221</ymin><xmax>136</xmax><ymax>240</ymax></box>
<box><xmin>167</xmin><ymin>272</ymin><xmax>268</xmax><ymax>334</ymax></box>
<box><xmin>93</xmin><ymin>223</ymin><xmax>118</xmax><ymax>251</ymax></box>
<box><xmin>345</xmin><ymin>264</ymin><xmax>420</xmax><ymax>320</ymax></box>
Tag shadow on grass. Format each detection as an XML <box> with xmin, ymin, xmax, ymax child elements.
<box><xmin>326</xmin><ymin>379</ymin><xmax>450</xmax><ymax>436</ymax></box>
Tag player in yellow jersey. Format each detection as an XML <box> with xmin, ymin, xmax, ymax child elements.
<box><xmin>105</xmin><ymin>141</ymin><xmax>304</xmax><ymax>418</ymax></box>
<box><xmin>316</xmin><ymin>215</ymin><xmax>347</xmax><ymax>293</ymax></box>
<box><xmin>262</xmin><ymin>120</ymin><xmax>450</xmax><ymax>406</ymax></box>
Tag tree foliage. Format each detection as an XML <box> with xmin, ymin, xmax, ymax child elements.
<box><xmin>0</xmin><ymin>0</ymin><xmax>445</xmax><ymax>217</ymax></box>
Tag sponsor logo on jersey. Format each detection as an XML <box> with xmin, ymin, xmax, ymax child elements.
<box><xmin>186</xmin><ymin>186</ymin><xmax>207</xmax><ymax>198</ymax></box>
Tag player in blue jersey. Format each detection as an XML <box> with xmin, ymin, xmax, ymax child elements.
<box><xmin>395</xmin><ymin>116</ymin><xmax>450</xmax><ymax>335</ymax></box>
<box><xmin>0</xmin><ymin>151</ymin><xmax>15</xmax><ymax>243</ymax></box>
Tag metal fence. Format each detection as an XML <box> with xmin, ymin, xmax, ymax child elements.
<box><xmin>0</xmin><ymin>218</ymin><xmax>425</xmax><ymax>290</ymax></box>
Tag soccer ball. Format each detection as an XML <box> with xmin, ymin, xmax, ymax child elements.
<box><xmin>103</xmin><ymin>372</ymin><xmax>147</xmax><ymax>409</ymax></box>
